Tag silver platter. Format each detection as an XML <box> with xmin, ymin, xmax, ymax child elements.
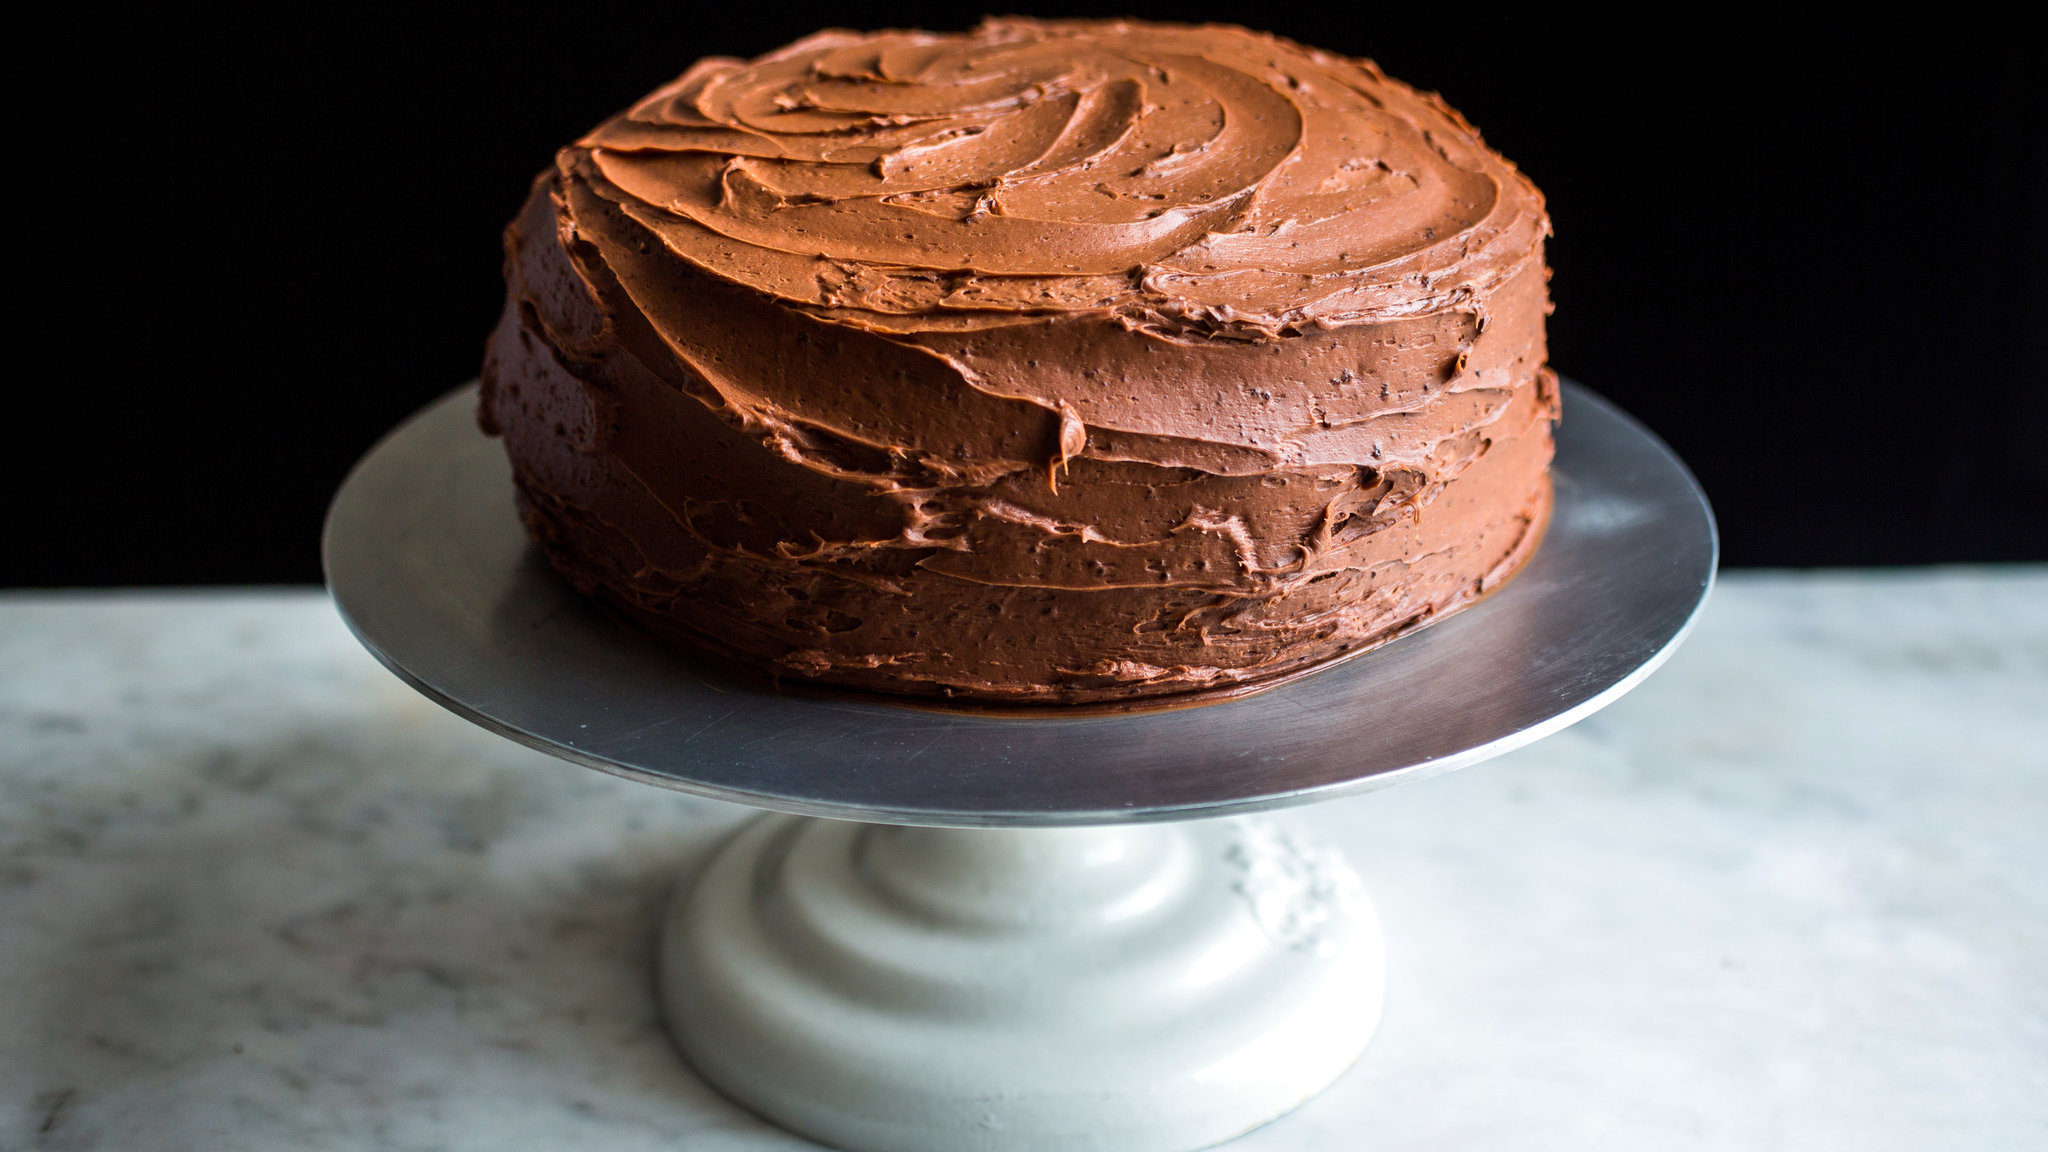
<box><xmin>324</xmin><ymin>381</ymin><xmax>1716</xmax><ymax>827</ymax></box>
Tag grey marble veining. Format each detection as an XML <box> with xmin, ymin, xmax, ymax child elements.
<box><xmin>3</xmin><ymin>571</ymin><xmax>2044</xmax><ymax>1151</ymax></box>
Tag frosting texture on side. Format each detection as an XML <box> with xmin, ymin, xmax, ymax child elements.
<box><xmin>482</xmin><ymin>17</ymin><xmax>1558</xmax><ymax>704</ymax></box>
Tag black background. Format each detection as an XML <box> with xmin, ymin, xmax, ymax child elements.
<box><xmin>13</xmin><ymin>5</ymin><xmax>2043</xmax><ymax>586</ymax></box>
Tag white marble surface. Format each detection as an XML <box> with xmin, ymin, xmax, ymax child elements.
<box><xmin>2</xmin><ymin>570</ymin><xmax>2044</xmax><ymax>1151</ymax></box>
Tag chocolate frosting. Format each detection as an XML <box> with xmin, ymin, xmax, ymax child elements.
<box><xmin>481</xmin><ymin>17</ymin><xmax>1558</xmax><ymax>705</ymax></box>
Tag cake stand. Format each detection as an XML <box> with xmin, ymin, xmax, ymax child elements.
<box><xmin>324</xmin><ymin>380</ymin><xmax>1715</xmax><ymax>1152</ymax></box>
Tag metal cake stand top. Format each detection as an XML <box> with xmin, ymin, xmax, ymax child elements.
<box><xmin>323</xmin><ymin>381</ymin><xmax>1715</xmax><ymax>827</ymax></box>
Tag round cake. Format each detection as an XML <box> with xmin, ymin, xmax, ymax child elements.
<box><xmin>480</xmin><ymin>17</ymin><xmax>1557</xmax><ymax>706</ymax></box>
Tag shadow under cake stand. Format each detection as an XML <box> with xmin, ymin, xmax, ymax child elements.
<box><xmin>324</xmin><ymin>380</ymin><xmax>1715</xmax><ymax>1152</ymax></box>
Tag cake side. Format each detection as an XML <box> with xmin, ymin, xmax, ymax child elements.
<box><xmin>481</xmin><ymin>18</ymin><xmax>1557</xmax><ymax>704</ymax></box>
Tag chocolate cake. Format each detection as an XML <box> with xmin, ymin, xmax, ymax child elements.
<box><xmin>480</xmin><ymin>17</ymin><xmax>1557</xmax><ymax>706</ymax></box>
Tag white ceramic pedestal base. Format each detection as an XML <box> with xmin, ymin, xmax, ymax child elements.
<box><xmin>659</xmin><ymin>815</ymin><xmax>1383</xmax><ymax>1152</ymax></box>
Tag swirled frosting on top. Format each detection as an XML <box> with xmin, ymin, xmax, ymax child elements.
<box><xmin>580</xmin><ymin>17</ymin><xmax>1543</xmax><ymax>338</ymax></box>
<box><xmin>483</xmin><ymin>18</ymin><xmax>1558</xmax><ymax>705</ymax></box>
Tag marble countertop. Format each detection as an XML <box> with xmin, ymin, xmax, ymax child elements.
<box><xmin>3</xmin><ymin>570</ymin><xmax>2044</xmax><ymax>1151</ymax></box>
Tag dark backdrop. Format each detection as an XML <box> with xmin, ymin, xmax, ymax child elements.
<box><xmin>13</xmin><ymin>6</ymin><xmax>2043</xmax><ymax>586</ymax></box>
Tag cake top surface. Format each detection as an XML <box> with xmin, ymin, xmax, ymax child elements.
<box><xmin>566</xmin><ymin>17</ymin><xmax>1547</xmax><ymax>342</ymax></box>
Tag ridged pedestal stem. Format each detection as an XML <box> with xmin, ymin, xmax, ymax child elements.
<box><xmin>660</xmin><ymin>815</ymin><xmax>1383</xmax><ymax>1152</ymax></box>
